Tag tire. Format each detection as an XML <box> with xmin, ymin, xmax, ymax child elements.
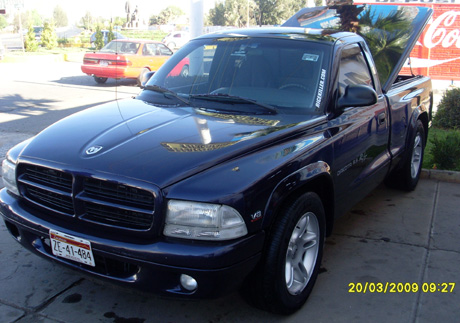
<box><xmin>180</xmin><ymin>64</ymin><xmax>189</xmax><ymax>77</ymax></box>
<box><xmin>137</xmin><ymin>68</ymin><xmax>150</xmax><ymax>87</ymax></box>
<box><xmin>167</xmin><ymin>42</ymin><xmax>176</xmax><ymax>50</ymax></box>
<box><xmin>385</xmin><ymin>119</ymin><xmax>425</xmax><ymax>191</ymax></box>
<box><xmin>94</xmin><ymin>76</ymin><xmax>108</xmax><ymax>84</ymax></box>
<box><xmin>247</xmin><ymin>192</ymin><xmax>325</xmax><ymax>314</ymax></box>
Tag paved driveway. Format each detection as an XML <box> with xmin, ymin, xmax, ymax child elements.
<box><xmin>0</xmin><ymin>59</ymin><xmax>459</xmax><ymax>322</ymax></box>
<box><xmin>1</xmin><ymin>179</ymin><xmax>459</xmax><ymax>322</ymax></box>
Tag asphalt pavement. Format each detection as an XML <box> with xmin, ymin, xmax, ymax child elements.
<box><xmin>0</xmin><ymin>178</ymin><xmax>459</xmax><ymax>322</ymax></box>
<box><xmin>0</xmin><ymin>57</ymin><xmax>459</xmax><ymax>322</ymax></box>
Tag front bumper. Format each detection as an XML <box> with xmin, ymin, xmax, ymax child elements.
<box><xmin>0</xmin><ymin>188</ymin><xmax>264</xmax><ymax>298</ymax></box>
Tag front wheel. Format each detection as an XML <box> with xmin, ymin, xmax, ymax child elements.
<box><xmin>180</xmin><ymin>64</ymin><xmax>189</xmax><ymax>77</ymax></box>
<box><xmin>247</xmin><ymin>192</ymin><xmax>325</xmax><ymax>314</ymax></box>
<box><xmin>137</xmin><ymin>68</ymin><xmax>150</xmax><ymax>87</ymax></box>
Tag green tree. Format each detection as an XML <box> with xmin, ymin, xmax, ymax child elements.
<box><xmin>80</xmin><ymin>11</ymin><xmax>94</xmax><ymax>30</ymax></box>
<box><xmin>13</xmin><ymin>9</ymin><xmax>42</xmax><ymax>32</ymax></box>
<box><xmin>0</xmin><ymin>15</ymin><xmax>7</xmax><ymax>30</ymax></box>
<box><xmin>208</xmin><ymin>0</ymin><xmax>258</xmax><ymax>27</ymax></box>
<box><xmin>208</xmin><ymin>0</ymin><xmax>301</xmax><ymax>27</ymax></box>
<box><xmin>155</xmin><ymin>6</ymin><xmax>185</xmax><ymax>25</ymax></box>
<box><xmin>24</xmin><ymin>24</ymin><xmax>39</xmax><ymax>52</ymax></box>
<box><xmin>94</xmin><ymin>25</ymin><xmax>104</xmax><ymax>50</ymax></box>
<box><xmin>53</xmin><ymin>5</ymin><xmax>68</xmax><ymax>27</ymax></box>
<box><xmin>41</xmin><ymin>21</ymin><xmax>58</xmax><ymax>49</ymax></box>
<box><xmin>113</xmin><ymin>16</ymin><xmax>126</xmax><ymax>27</ymax></box>
<box><xmin>107</xmin><ymin>24</ymin><xmax>115</xmax><ymax>43</ymax></box>
<box><xmin>224</xmin><ymin>0</ymin><xmax>250</xmax><ymax>27</ymax></box>
<box><xmin>208</xmin><ymin>2</ymin><xmax>226</xmax><ymax>26</ymax></box>
<box><xmin>254</xmin><ymin>0</ymin><xmax>304</xmax><ymax>26</ymax></box>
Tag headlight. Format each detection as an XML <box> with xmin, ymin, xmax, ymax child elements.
<box><xmin>2</xmin><ymin>157</ymin><xmax>19</xmax><ymax>196</ymax></box>
<box><xmin>164</xmin><ymin>200</ymin><xmax>248</xmax><ymax>241</ymax></box>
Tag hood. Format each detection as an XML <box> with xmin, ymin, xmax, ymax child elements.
<box><xmin>282</xmin><ymin>4</ymin><xmax>432</xmax><ymax>93</ymax></box>
<box><xmin>20</xmin><ymin>99</ymin><xmax>316</xmax><ymax>188</ymax></box>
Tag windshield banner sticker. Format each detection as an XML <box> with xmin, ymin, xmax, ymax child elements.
<box><xmin>302</xmin><ymin>53</ymin><xmax>319</xmax><ymax>62</ymax></box>
<box><xmin>315</xmin><ymin>69</ymin><xmax>327</xmax><ymax>109</ymax></box>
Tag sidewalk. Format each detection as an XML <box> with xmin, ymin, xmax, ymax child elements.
<box><xmin>0</xmin><ymin>178</ymin><xmax>458</xmax><ymax>322</ymax></box>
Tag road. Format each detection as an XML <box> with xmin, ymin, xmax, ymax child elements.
<box><xmin>0</xmin><ymin>60</ymin><xmax>139</xmax><ymax>159</ymax></box>
<box><xmin>0</xmin><ymin>59</ymin><xmax>459</xmax><ymax>322</ymax></box>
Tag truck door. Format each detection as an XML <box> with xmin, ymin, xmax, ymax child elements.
<box><xmin>332</xmin><ymin>43</ymin><xmax>391</xmax><ymax>213</ymax></box>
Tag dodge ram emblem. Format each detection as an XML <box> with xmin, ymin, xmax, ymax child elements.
<box><xmin>86</xmin><ymin>146</ymin><xmax>103</xmax><ymax>155</ymax></box>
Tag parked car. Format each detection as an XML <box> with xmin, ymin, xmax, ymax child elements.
<box><xmin>33</xmin><ymin>26</ymin><xmax>43</xmax><ymax>41</ymax></box>
<box><xmin>162</xmin><ymin>31</ymin><xmax>190</xmax><ymax>49</ymax></box>
<box><xmin>90</xmin><ymin>30</ymin><xmax>125</xmax><ymax>45</ymax></box>
<box><xmin>1</xmin><ymin>4</ymin><xmax>433</xmax><ymax>315</ymax></box>
<box><xmin>81</xmin><ymin>39</ymin><xmax>174</xmax><ymax>85</ymax></box>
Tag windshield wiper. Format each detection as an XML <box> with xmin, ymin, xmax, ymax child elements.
<box><xmin>143</xmin><ymin>84</ymin><xmax>192</xmax><ymax>106</ymax></box>
<box><xmin>190</xmin><ymin>93</ymin><xmax>277</xmax><ymax>114</ymax></box>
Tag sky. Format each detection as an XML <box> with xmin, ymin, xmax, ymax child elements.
<box><xmin>20</xmin><ymin>0</ymin><xmax>217</xmax><ymax>24</ymax></box>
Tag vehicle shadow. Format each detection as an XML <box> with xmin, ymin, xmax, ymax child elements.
<box><xmin>54</xmin><ymin>75</ymin><xmax>139</xmax><ymax>87</ymax></box>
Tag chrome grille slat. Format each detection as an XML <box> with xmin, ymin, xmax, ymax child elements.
<box><xmin>17</xmin><ymin>164</ymin><xmax>155</xmax><ymax>230</ymax></box>
<box><xmin>21</xmin><ymin>165</ymin><xmax>72</xmax><ymax>192</ymax></box>
<box><xmin>84</xmin><ymin>202</ymin><xmax>152</xmax><ymax>228</ymax></box>
<box><xmin>26</xmin><ymin>186</ymin><xmax>74</xmax><ymax>215</ymax></box>
<box><xmin>83</xmin><ymin>178</ymin><xmax>154</xmax><ymax>209</ymax></box>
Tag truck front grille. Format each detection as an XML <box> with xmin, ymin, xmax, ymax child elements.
<box><xmin>17</xmin><ymin>164</ymin><xmax>156</xmax><ymax>230</ymax></box>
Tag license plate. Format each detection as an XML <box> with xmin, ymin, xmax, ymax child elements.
<box><xmin>50</xmin><ymin>229</ymin><xmax>95</xmax><ymax>267</ymax></box>
<box><xmin>99</xmin><ymin>60</ymin><xmax>108</xmax><ymax>66</ymax></box>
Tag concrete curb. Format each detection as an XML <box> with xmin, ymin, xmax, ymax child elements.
<box><xmin>1</xmin><ymin>52</ymin><xmax>85</xmax><ymax>64</ymax></box>
<box><xmin>1</xmin><ymin>54</ymin><xmax>65</xmax><ymax>63</ymax></box>
<box><xmin>421</xmin><ymin>168</ymin><xmax>460</xmax><ymax>183</ymax></box>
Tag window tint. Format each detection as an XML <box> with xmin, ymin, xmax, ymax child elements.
<box><xmin>145</xmin><ymin>38</ymin><xmax>330</xmax><ymax>114</ymax></box>
<box><xmin>158</xmin><ymin>44</ymin><xmax>173</xmax><ymax>56</ymax></box>
<box><xmin>338</xmin><ymin>44</ymin><xmax>373</xmax><ymax>95</ymax></box>
<box><xmin>143</xmin><ymin>44</ymin><xmax>159</xmax><ymax>56</ymax></box>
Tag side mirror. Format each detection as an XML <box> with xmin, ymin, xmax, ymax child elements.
<box><xmin>337</xmin><ymin>84</ymin><xmax>378</xmax><ymax>111</ymax></box>
<box><xmin>141</xmin><ymin>71</ymin><xmax>155</xmax><ymax>88</ymax></box>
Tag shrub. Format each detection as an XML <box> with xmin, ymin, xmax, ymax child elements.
<box><xmin>433</xmin><ymin>87</ymin><xmax>460</xmax><ymax>129</ymax></box>
<box><xmin>41</xmin><ymin>21</ymin><xmax>58</xmax><ymax>50</ymax></box>
<box><xmin>57</xmin><ymin>38</ymin><xmax>69</xmax><ymax>46</ymax></box>
<box><xmin>24</xmin><ymin>25</ymin><xmax>39</xmax><ymax>52</ymax></box>
<box><xmin>94</xmin><ymin>25</ymin><xmax>104</xmax><ymax>50</ymax></box>
<box><xmin>429</xmin><ymin>130</ymin><xmax>460</xmax><ymax>171</ymax></box>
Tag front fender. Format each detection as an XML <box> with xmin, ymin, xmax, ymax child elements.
<box><xmin>262</xmin><ymin>161</ymin><xmax>335</xmax><ymax>235</ymax></box>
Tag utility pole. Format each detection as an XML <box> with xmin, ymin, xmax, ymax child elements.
<box><xmin>190</xmin><ymin>0</ymin><xmax>203</xmax><ymax>39</ymax></box>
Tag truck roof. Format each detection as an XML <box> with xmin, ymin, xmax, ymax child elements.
<box><xmin>196</xmin><ymin>27</ymin><xmax>355</xmax><ymax>45</ymax></box>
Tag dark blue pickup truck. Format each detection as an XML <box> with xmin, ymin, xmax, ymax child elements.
<box><xmin>1</xmin><ymin>5</ymin><xmax>433</xmax><ymax>314</ymax></box>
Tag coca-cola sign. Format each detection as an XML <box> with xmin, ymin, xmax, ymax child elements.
<box><xmin>424</xmin><ymin>10</ymin><xmax>460</xmax><ymax>48</ymax></box>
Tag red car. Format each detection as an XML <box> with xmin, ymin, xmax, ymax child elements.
<box><xmin>81</xmin><ymin>39</ymin><xmax>174</xmax><ymax>85</ymax></box>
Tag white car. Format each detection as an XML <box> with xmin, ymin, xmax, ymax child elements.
<box><xmin>162</xmin><ymin>31</ymin><xmax>190</xmax><ymax>49</ymax></box>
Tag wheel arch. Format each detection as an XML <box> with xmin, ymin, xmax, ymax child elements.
<box><xmin>263</xmin><ymin>162</ymin><xmax>335</xmax><ymax>237</ymax></box>
<box><xmin>402</xmin><ymin>106</ymin><xmax>429</xmax><ymax>166</ymax></box>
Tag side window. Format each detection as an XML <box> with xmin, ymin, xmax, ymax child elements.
<box><xmin>338</xmin><ymin>44</ymin><xmax>374</xmax><ymax>95</ymax></box>
<box><xmin>158</xmin><ymin>44</ymin><xmax>173</xmax><ymax>56</ymax></box>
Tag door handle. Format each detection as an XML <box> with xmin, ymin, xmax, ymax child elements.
<box><xmin>378</xmin><ymin>113</ymin><xmax>386</xmax><ymax>126</ymax></box>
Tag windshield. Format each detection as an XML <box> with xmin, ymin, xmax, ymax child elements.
<box><xmin>139</xmin><ymin>36</ymin><xmax>331</xmax><ymax>115</ymax></box>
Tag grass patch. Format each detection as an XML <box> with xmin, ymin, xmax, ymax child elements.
<box><xmin>424</xmin><ymin>127</ymin><xmax>460</xmax><ymax>171</ymax></box>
